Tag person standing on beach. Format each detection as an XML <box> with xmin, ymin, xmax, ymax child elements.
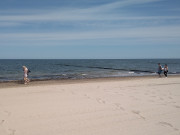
<box><xmin>164</xmin><ymin>64</ymin><xmax>168</xmax><ymax>78</ymax></box>
<box><xmin>157</xmin><ymin>63</ymin><xmax>163</xmax><ymax>77</ymax></box>
<box><xmin>22</xmin><ymin>66</ymin><xmax>30</xmax><ymax>84</ymax></box>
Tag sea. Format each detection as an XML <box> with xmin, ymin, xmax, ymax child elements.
<box><xmin>0</xmin><ymin>59</ymin><xmax>180</xmax><ymax>82</ymax></box>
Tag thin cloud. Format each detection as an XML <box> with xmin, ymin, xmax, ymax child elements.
<box><xmin>1</xmin><ymin>14</ymin><xmax>180</xmax><ymax>22</ymax></box>
<box><xmin>0</xmin><ymin>0</ymin><xmax>165</xmax><ymax>22</ymax></box>
<box><xmin>1</xmin><ymin>26</ymin><xmax>180</xmax><ymax>41</ymax></box>
<box><xmin>81</xmin><ymin>0</ymin><xmax>162</xmax><ymax>13</ymax></box>
<box><xmin>0</xmin><ymin>22</ymin><xmax>23</xmax><ymax>27</ymax></box>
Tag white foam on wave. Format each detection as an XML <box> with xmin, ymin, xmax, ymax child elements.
<box><xmin>129</xmin><ymin>72</ymin><xmax>134</xmax><ymax>74</ymax></box>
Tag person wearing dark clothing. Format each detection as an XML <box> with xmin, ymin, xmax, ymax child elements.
<box><xmin>157</xmin><ymin>63</ymin><xmax>163</xmax><ymax>77</ymax></box>
<box><xmin>164</xmin><ymin>64</ymin><xmax>168</xmax><ymax>78</ymax></box>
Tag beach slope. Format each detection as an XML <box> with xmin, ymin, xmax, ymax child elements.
<box><xmin>0</xmin><ymin>77</ymin><xmax>180</xmax><ymax>135</ymax></box>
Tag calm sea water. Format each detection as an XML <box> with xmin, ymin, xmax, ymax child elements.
<box><xmin>0</xmin><ymin>59</ymin><xmax>180</xmax><ymax>82</ymax></box>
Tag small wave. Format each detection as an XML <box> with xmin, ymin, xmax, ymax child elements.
<box><xmin>56</xmin><ymin>64</ymin><xmax>155</xmax><ymax>73</ymax></box>
<box><xmin>129</xmin><ymin>72</ymin><xmax>134</xmax><ymax>74</ymax></box>
<box><xmin>169</xmin><ymin>72</ymin><xmax>180</xmax><ymax>74</ymax></box>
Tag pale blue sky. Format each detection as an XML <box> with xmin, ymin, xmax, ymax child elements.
<box><xmin>0</xmin><ymin>0</ymin><xmax>180</xmax><ymax>59</ymax></box>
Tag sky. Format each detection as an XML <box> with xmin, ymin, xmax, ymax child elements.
<box><xmin>0</xmin><ymin>0</ymin><xmax>180</xmax><ymax>59</ymax></box>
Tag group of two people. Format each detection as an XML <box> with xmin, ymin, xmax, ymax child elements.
<box><xmin>158</xmin><ymin>63</ymin><xmax>168</xmax><ymax>78</ymax></box>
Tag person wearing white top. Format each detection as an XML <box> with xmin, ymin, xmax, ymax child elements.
<box><xmin>22</xmin><ymin>66</ymin><xmax>30</xmax><ymax>84</ymax></box>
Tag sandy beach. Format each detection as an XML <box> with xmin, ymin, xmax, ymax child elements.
<box><xmin>0</xmin><ymin>76</ymin><xmax>180</xmax><ymax>135</ymax></box>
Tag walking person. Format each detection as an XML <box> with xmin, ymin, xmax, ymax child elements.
<box><xmin>164</xmin><ymin>64</ymin><xmax>168</xmax><ymax>78</ymax></box>
<box><xmin>157</xmin><ymin>63</ymin><xmax>163</xmax><ymax>77</ymax></box>
<box><xmin>22</xmin><ymin>66</ymin><xmax>30</xmax><ymax>84</ymax></box>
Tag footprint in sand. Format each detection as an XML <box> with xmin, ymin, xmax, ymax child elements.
<box><xmin>0</xmin><ymin>120</ymin><xmax>5</xmax><ymax>125</ymax></box>
<box><xmin>114</xmin><ymin>103</ymin><xmax>125</xmax><ymax>111</ymax></box>
<box><xmin>159</xmin><ymin>121</ymin><xmax>179</xmax><ymax>131</ymax></box>
<box><xmin>96</xmin><ymin>98</ymin><xmax>106</xmax><ymax>104</ymax></box>
<box><xmin>0</xmin><ymin>110</ymin><xmax>11</xmax><ymax>118</ymax></box>
<box><xmin>0</xmin><ymin>120</ymin><xmax>16</xmax><ymax>135</ymax></box>
<box><xmin>4</xmin><ymin>111</ymin><xmax>11</xmax><ymax>116</ymax></box>
<box><xmin>159</xmin><ymin>121</ymin><xmax>173</xmax><ymax>127</ymax></box>
<box><xmin>8</xmin><ymin>129</ymin><xmax>16</xmax><ymax>135</ymax></box>
<box><xmin>84</xmin><ymin>94</ymin><xmax>91</xmax><ymax>99</ymax></box>
<box><xmin>174</xmin><ymin>105</ymin><xmax>180</xmax><ymax>109</ymax></box>
<box><xmin>132</xmin><ymin>110</ymin><xmax>146</xmax><ymax>120</ymax></box>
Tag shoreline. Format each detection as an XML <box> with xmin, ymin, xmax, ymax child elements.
<box><xmin>0</xmin><ymin>74</ymin><xmax>180</xmax><ymax>89</ymax></box>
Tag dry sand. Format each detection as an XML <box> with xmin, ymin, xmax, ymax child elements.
<box><xmin>0</xmin><ymin>76</ymin><xmax>180</xmax><ymax>135</ymax></box>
